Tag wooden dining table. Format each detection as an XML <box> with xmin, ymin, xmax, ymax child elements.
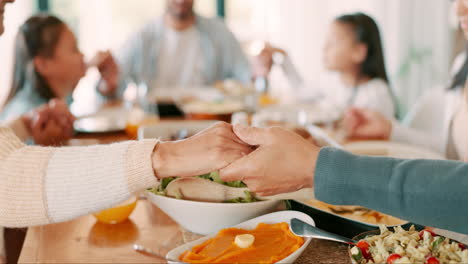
<box><xmin>18</xmin><ymin>199</ymin><xmax>351</xmax><ymax>263</ymax></box>
<box><xmin>15</xmin><ymin>126</ymin><xmax>354</xmax><ymax>264</ymax></box>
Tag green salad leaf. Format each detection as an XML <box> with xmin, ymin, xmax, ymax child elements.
<box><xmin>209</xmin><ymin>171</ymin><xmax>247</xmax><ymax>188</ymax></box>
<box><xmin>197</xmin><ymin>173</ymin><xmax>211</xmax><ymax>180</ymax></box>
<box><xmin>147</xmin><ymin>177</ymin><xmax>177</xmax><ymax>196</ymax></box>
<box><xmin>225</xmin><ymin>191</ymin><xmax>257</xmax><ymax>203</ymax></box>
<box><xmin>148</xmin><ymin>171</ymin><xmax>255</xmax><ymax>203</ymax></box>
<box><xmin>431</xmin><ymin>236</ymin><xmax>445</xmax><ymax>252</ymax></box>
<box><xmin>161</xmin><ymin>177</ymin><xmax>177</xmax><ymax>189</ymax></box>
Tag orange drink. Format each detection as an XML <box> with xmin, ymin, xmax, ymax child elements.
<box><xmin>125</xmin><ymin>123</ymin><xmax>140</xmax><ymax>139</ymax></box>
<box><xmin>93</xmin><ymin>197</ymin><xmax>138</xmax><ymax>224</ymax></box>
<box><xmin>125</xmin><ymin>104</ymin><xmax>159</xmax><ymax>139</ymax></box>
<box><xmin>259</xmin><ymin>93</ymin><xmax>278</xmax><ymax>107</ymax></box>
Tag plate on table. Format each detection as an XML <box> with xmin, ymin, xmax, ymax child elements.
<box><xmin>344</xmin><ymin>141</ymin><xmax>445</xmax><ymax>160</ymax></box>
<box><xmin>181</xmin><ymin>100</ymin><xmax>244</xmax><ymax>123</ymax></box>
<box><xmin>290</xmin><ymin>199</ymin><xmax>418</xmax><ymax>239</ymax></box>
<box><xmin>166</xmin><ymin>211</ymin><xmax>314</xmax><ymax>264</ymax></box>
<box><xmin>253</xmin><ymin>103</ymin><xmax>342</xmax><ymax>127</ymax></box>
<box><xmin>74</xmin><ymin>107</ymin><xmax>129</xmax><ymax>133</ymax></box>
<box><xmin>160</xmin><ymin>87</ymin><xmax>244</xmax><ymax>123</ymax></box>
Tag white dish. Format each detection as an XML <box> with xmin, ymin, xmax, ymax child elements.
<box><xmin>137</xmin><ymin>120</ymin><xmax>218</xmax><ymax>140</ymax></box>
<box><xmin>166</xmin><ymin>211</ymin><xmax>314</xmax><ymax>264</ymax></box>
<box><xmin>74</xmin><ymin>107</ymin><xmax>129</xmax><ymax>133</ymax></box>
<box><xmin>344</xmin><ymin>141</ymin><xmax>445</xmax><ymax>160</ymax></box>
<box><xmin>253</xmin><ymin>103</ymin><xmax>341</xmax><ymax>127</ymax></box>
<box><xmin>146</xmin><ymin>191</ymin><xmax>281</xmax><ymax>235</ymax></box>
<box><xmin>182</xmin><ymin>100</ymin><xmax>244</xmax><ymax>115</ymax></box>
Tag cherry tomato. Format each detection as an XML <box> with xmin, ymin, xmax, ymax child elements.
<box><xmin>425</xmin><ymin>256</ymin><xmax>440</xmax><ymax>264</ymax></box>
<box><xmin>356</xmin><ymin>240</ymin><xmax>369</xmax><ymax>250</ymax></box>
<box><xmin>419</xmin><ymin>230</ymin><xmax>437</xmax><ymax>240</ymax></box>
<box><xmin>356</xmin><ymin>240</ymin><xmax>371</xmax><ymax>259</ymax></box>
<box><xmin>459</xmin><ymin>243</ymin><xmax>466</xmax><ymax>250</ymax></box>
<box><xmin>387</xmin><ymin>253</ymin><xmax>402</xmax><ymax>264</ymax></box>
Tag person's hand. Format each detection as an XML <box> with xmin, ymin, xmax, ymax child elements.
<box><xmin>22</xmin><ymin>99</ymin><xmax>76</xmax><ymax>146</ymax></box>
<box><xmin>342</xmin><ymin>108</ymin><xmax>392</xmax><ymax>140</ymax></box>
<box><xmin>251</xmin><ymin>43</ymin><xmax>287</xmax><ymax>78</ymax></box>
<box><xmin>219</xmin><ymin>125</ymin><xmax>319</xmax><ymax>196</ymax></box>
<box><xmin>0</xmin><ymin>255</ymin><xmax>5</xmax><ymax>264</ymax></box>
<box><xmin>151</xmin><ymin>122</ymin><xmax>253</xmax><ymax>179</ymax></box>
<box><xmin>90</xmin><ymin>51</ymin><xmax>120</xmax><ymax>96</ymax></box>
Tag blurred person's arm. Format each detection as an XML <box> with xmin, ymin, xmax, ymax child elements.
<box><xmin>215</xmin><ymin>20</ymin><xmax>251</xmax><ymax>84</ymax></box>
<box><xmin>315</xmin><ymin>147</ymin><xmax>468</xmax><ymax>234</ymax></box>
<box><xmin>91</xmin><ymin>51</ymin><xmax>120</xmax><ymax>98</ymax></box>
<box><xmin>226</xmin><ymin>39</ymin><xmax>251</xmax><ymax>84</ymax></box>
<box><xmin>252</xmin><ymin>44</ymin><xmax>325</xmax><ymax>103</ymax></box>
<box><xmin>96</xmin><ymin>24</ymin><xmax>154</xmax><ymax>99</ymax></box>
<box><xmin>274</xmin><ymin>48</ymin><xmax>305</xmax><ymax>90</ymax></box>
<box><xmin>390</xmin><ymin>121</ymin><xmax>445</xmax><ymax>154</ymax></box>
<box><xmin>344</xmin><ymin>106</ymin><xmax>446</xmax><ymax>156</ymax></box>
<box><xmin>391</xmin><ymin>89</ymin><xmax>451</xmax><ymax>155</ymax></box>
<box><xmin>252</xmin><ymin>45</ymin><xmax>305</xmax><ymax>89</ymax></box>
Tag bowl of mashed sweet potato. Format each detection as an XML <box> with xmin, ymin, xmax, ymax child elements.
<box><xmin>166</xmin><ymin>211</ymin><xmax>315</xmax><ymax>264</ymax></box>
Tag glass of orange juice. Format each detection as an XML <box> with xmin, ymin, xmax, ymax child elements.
<box><xmin>124</xmin><ymin>81</ymin><xmax>160</xmax><ymax>139</ymax></box>
<box><xmin>258</xmin><ymin>93</ymin><xmax>278</xmax><ymax>107</ymax></box>
<box><xmin>93</xmin><ymin>197</ymin><xmax>138</xmax><ymax>224</ymax></box>
<box><xmin>125</xmin><ymin>110</ymin><xmax>160</xmax><ymax>139</ymax></box>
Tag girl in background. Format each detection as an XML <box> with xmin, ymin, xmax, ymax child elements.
<box><xmin>343</xmin><ymin>0</ymin><xmax>468</xmax><ymax>160</ymax></box>
<box><xmin>253</xmin><ymin>12</ymin><xmax>396</xmax><ymax>118</ymax></box>
<box><xmin>0</xmin><ymin>14</ymin><xmax>118</xmax><ymax>127</ymax></box>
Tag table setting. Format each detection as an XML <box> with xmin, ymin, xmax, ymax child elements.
<box><xmin>18</xmin><ymin>96</ymin><xmax>468</xmax><ymax>264</ymax></box>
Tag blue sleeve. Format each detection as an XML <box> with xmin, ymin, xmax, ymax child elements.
<box><xmin>314</xmin><ymin>147</ymin><xmax>468</xmax><ymax>234</ymax></box>
<box><xmin>225</xmin><ymin>34</ymin><xmax>251</xmax><ymax>84</ymax></box>
<box><xmin>212</xmin><ymin>19</ymin><xmax>251</xmax><ymax>84</ymax></box>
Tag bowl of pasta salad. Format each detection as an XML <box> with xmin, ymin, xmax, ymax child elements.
<box><xmin>349</xmin><ymin>225</ymin><xmax>468</xmax><ymax>264</ymax></box>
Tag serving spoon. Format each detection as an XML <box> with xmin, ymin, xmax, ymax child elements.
<box><xmin>164</xmin><ymin>177</ymin><xmax>314</xmax><ymax>202</ymax></box>
<box><xmin>290</xmin><ymin>218</ymin><xmax>357</xmax><ymax>245</ymax></box>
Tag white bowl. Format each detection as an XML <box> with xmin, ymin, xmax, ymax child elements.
<box><xmin>146</xmin><ymin>191</ymin><xmax>281</xmax><ymax>235</ymax></box>
<box><xmin>74</xmin><ymin>107</ymin><xmax>129</xmax><ymax>133</ymax></box>
<box><xmin>166</xmin><ymin>211</ymin><xmax>315</xmax><ymax>264</ymax></box>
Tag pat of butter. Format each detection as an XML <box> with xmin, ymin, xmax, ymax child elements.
<box><xmin>234</xmin><ymin>234</ymin><xmax>255</xmax><ymax>248</ymax></box>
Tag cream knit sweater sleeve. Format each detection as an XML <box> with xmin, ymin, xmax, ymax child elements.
<box><xmin>0</xmin><ymin>126</ymin><xmax>159</xmax><ymax>228</ymax></box>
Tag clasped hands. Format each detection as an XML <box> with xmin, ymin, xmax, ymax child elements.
<box><xmin>22</xmin><ymin>99</ymin><xmax>75</xmax><ymax>146</ymax></box>
<box><xmin>152</xmin><ymin>122</ymin><xmax>319</xmax><ymax>196</ymax></box>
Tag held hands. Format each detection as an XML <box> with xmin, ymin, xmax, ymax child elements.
<box><xmin>151</xmin><ymin>122</ymin><xmax>253</xmax><ymax>179</ymax></box>
<box><xmin>342</xmin><ymin>107</ymin><xmax>392</xmax><ymax>140</ymax></box>
<box><xmin>89</xmin><ymin>51</ymin><xmax>120</xmax><ymax>96</ymax></box>
<box><xmin>220</xmin><ymin>125</ymin><xmax>319</xmax><ymax>196</ymax></box>
<box><xmin>251</xmin><ymin>43</ymin><xmax>287</xmax><ymax>78</ymax></box>
<box><xmin>151</xmin><ymin>122</ymin><xmax>319</xmax><ymax>196</ymax></box>
<box><xmin>22</xmin><ymin>99</ymin><xmax>76</xmax><ymax>146</ymax></box>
